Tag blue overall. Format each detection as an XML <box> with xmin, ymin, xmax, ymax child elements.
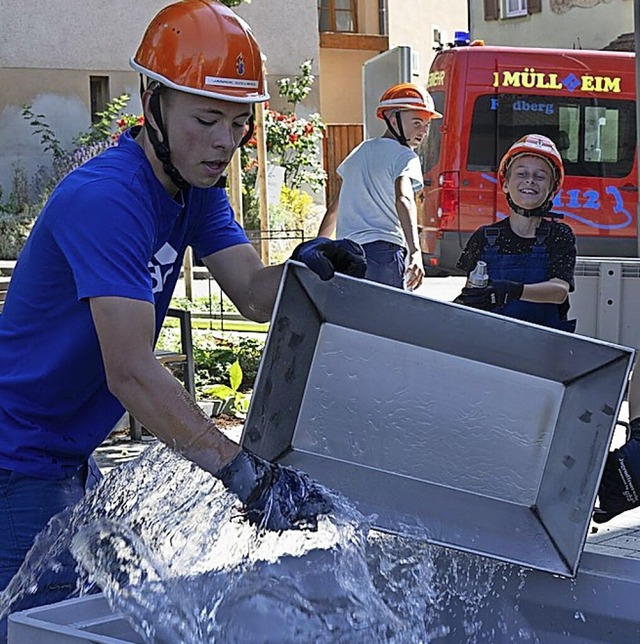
<box><xmin>481</xmin><ymin>224</ymin><xmax>576</xmax><ymax>333</ymax></box>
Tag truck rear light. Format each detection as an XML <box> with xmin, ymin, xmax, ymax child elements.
<box><xmin>437</xmin><ymin>171</ymin><xmax>459</xmax><ymax>225</ymax></box>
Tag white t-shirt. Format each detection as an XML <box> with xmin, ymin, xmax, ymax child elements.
<box><xmin>336</xmin><ymin>137</ymin><xmax>423</xmax><ymax>248</ymax></box>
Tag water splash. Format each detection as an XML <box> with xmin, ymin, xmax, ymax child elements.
<box><xmin>0</xmin><ymin>443</ymin><xmax>534</xmax><ymax>642</ymax></box>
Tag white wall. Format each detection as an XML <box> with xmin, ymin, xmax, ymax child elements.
<box><xmin>235</xmin><ymin>0</ymin><xmax>319</xmax><ymax>79</ymax></box>
<box><xmin>388</xmin><ymin>0</ymin><xmax>469</xmax><ymax>83</ymax></box>
<box><xmin>469</xmin><ymin>0</ymin><xmax>632</xmax><ymax>51</ymax></box>
<box><xmin>0</xmin><ymin>1</ymin><xmax>166</xmax><ymax>70</ymax></box>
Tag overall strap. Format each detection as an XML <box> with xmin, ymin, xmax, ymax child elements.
<box><xmin>484</xmin><ymin>227</ymin><xmax>501</xmax><ymax>247</ymax></box>
<box><xmin>534</xmin><ymin>219</ymin><xmax>551</xmax><ymax>246</ymax></box>
<box><xmin>532</xmin><ymin>219</ymin><xmax>551</xmax><ymax>258</ymax></box>
<box><xmin>482</xmin><ymin>227</ymin><xmax>501</xmax><ymax>262</ymax></box>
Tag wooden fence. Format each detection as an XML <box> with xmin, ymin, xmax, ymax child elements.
<box><xmin>323</xmin><ymin>124</ymin><xmax>364</xmax><ymax>205</ymax></box>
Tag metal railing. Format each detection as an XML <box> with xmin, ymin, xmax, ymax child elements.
<box><xmin>184</xmin><ymin>228</ymin><xmax>307</xmax><ymax>332</ymax></box>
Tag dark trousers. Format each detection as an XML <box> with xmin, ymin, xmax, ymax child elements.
<box><xmin>0</xmin><ymin>458</ymin><xmax>102</xmax><ymax>641</ymax></box>
<box><xmin>362</xmin><ymin>241</ymin><xmax>406</xmax><ymax>289</ymax></box>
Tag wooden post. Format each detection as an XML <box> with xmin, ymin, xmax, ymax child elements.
<box><xmin>183</xmin><ymin>246</ymin><xmax>193</xmax><ymax>302</ymax></box>
<box><xmin>227</xmin><ymin>149</ymin><xmax>243</xmax><ymax>226</ymax></box>
<box><xmin>255</xmin><ymin>101</ymin><xmax>270</xmax><ymax>265</ymax></box>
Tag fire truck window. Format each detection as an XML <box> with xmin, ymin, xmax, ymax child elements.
<box><xmin>468</xmin><ymin>95</ymin><xmax>635</xmax><ymax>179</ymax></box>
<box><xmin>584</xmin><ymin>107</ymin><xmax>621</xmax><ymax>163</ymax></box>
<box><xmin>558</xmin><ymin>106</ymin><xmax>579</xmax><ymax>164</ymax></box>
<box><xmin>467</xmin><ymin>96</ymin><xmax>499</xmax><ymax>171</ymax></box>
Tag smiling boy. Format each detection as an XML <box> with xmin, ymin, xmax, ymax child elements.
<box><xmin>454</xmin><ymin>134</ymin><xmax>577</xmax><ymax>332</ymax></box>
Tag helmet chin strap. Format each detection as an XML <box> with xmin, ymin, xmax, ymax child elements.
<box><xmin>141</xmin><ymin>78</ymin><xmax>190</xmax><ymax>192</ymax></box>
<box><xmin>506</xmin><ymin>192</ymin><xmax>555</xmax><ymax>218</ymax></box>
<box><xmin>383</xmin><ymin>111</ymin><xmax>409</xmax><ymax>147</ymax></box>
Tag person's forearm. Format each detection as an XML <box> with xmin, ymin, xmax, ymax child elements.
<box><xmin>520</xmin><ymin>280</ymin><xmax>569</xmax><ymax>304</ymax></box>
<box><xmin>109</xmin><ymin>356</ymin><xmax>240</xmax><ymax>474</ymax></box>
<box><xmin>396</xmin><ymin>195</ymin><xmax>420</xmax><ymax>254</ymax></box>
<box><xmin>241</xmin><ymin>264</ymin><xmax>284</xmax><ymax>322</ymax></box>
<box><xmin>317</xmin><ymin>197</ymin><xmax>339</xmax><ymax>238</ymax></box>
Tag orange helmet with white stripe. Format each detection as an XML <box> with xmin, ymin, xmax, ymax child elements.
<box><xmin>130</xmin><ymin>0</ymin><xmax>269</xmax><ymax>104</ymax></box>
<box><xmin>376</xmin><ymin>83</ymin><xmax>442</xmax><ymax>120</ymax></box>
<box><xmin>498</xmin><ymin>134</ymin><xmax>565</xmax><ymax>197</ymax></box>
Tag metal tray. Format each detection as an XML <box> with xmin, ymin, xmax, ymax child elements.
<box><xmin>241</xmin><ymin>262</ymin><xmax>634</xmax><ymax>577</ymax></box>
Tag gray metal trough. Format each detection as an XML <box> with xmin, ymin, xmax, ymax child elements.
<box><xmin>10</xmin><ymin>262</ymin><xmax>639</xmax><ymax>642</ymax></box>
<box><xmin>242</xmin><ymin>262</ymin><xmax>635</xmax><ymax>578</ymax></box>
<box><xmin>8</xmin><ymin>551</ymin><xmax>640</xmax><ymax>642</ymax></box>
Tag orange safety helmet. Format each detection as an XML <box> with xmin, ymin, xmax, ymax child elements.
<box><xmin>376</xmin><ymin>83</ymin><xmax>442</xmax><ymax>120</ymax></box>
<box><xmin>498</xmin><ymin>134</ymin><xmax>565</xmax><ymax>196</ymax></box>
<box><xmin>130</xmin><ymin>0</ymin><xmax>269</xmax><ymax>104</ymax></box>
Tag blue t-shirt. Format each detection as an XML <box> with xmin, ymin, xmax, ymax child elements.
<box><xmin>0</xmin><ymin>129</ymin><xmax>248</xmax><ymax>478</ymax></box>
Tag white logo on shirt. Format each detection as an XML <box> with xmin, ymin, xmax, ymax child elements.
<box><xmin>148</xmin><ymin>242</ymin><xmax>178</xmax><ymax>294</ymax></box>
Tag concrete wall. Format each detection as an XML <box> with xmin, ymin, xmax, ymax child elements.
<box><xmin>388</xmin><ymin>0</ymin><xmax>469</xmax><ymax>85</ymax></box>
<box><xmin>319</xmin><ymin>50</ymin><xmax>377</xmax><ymax>123</ymax></box>
<box><xmin>469</xmin><ymin>0</ymin><xmax>632</xmax><ymax>51</ymax></box>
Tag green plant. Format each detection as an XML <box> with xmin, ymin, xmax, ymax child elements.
<box><xmin>157</xmin><ymin>326</ymin><xmax>264</xmax><ymax>397</ymax></box>
<box><xmin>22</xmin><ymin>106</ymin><xmax>67</xmax><ymax>161</ymax></box>
<box><xmin>0</xmin><ymin>209</ymin><xmax>36</xmax><ymax>259</ymax></box>
<box><xmin>201</xmin><ymin>360</ymin><xmax>251</xmax><ymax>418</ymax></box>
<box><xmin>241</xmin><ymin>59</ymin><xmax>327</xmax><ymax>214</ymax></box>
<box><xmin>276</xmin><ymin>59</ymin><xmax>314</xmax><ymax>112</ymax></box>
<box><xmin>74</xmin><ymin>94</ymin><xmax>137</xmax><ymax>147</ymax></box>
<box><xmin>279</xmin><ymin>185</ymin><xmax>314</xmax><ymax>227</ymax></box>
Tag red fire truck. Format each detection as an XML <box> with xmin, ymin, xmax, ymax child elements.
<box><xmin>418</xmin><ymin>44</ymin><xmax>637</xmax><ymax>274</ymax></box>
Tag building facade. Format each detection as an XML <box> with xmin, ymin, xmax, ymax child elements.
<box><xmin>0</xmin><ymin>0</ymin><xmax>467</xmax><ymax>203</ymax></box>
<box><xmin>0</xmin><ymin>0</ymin><xmax>319</xmax><ymax>194</ymax></box>
<box><xmin>469</xmin><ymin>0</ymin><xmax>633</xmax><ymax>51</ymax></box>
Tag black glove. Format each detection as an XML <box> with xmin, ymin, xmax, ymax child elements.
<box><xmin>593</xmin><ymin>436</ymin><xmax>640</xmax><ymax>524</ymax></box>
<box><xmin>455</xmin><ymin>279</ymin><xmax>524</xmax><ymax>311</ymax></box>
<box><xmin>217</xmin><ymin>449</ymin><xmax>332</xmax><ymax>531</ymax></box>
<box><xmin>291</xmin><ymin>237</ymin><xmax>367</xmax><ymax>280</ymax></box>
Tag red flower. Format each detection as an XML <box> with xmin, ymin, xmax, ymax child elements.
<box><xmin>289</xmin><ymin>133</ymin><xmax>299</xmax><ymax>143</ymax></box>
<box><xmin>136</xmin><ymin>115</ymin><xmax>145</xmax><ymax>126</ymax></box>
<box><xmin>244</xmin><ymin>158</ymin><xmax>258</xmax><ymax>172</ymax></box>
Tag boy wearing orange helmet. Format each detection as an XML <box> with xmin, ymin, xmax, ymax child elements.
<box><xmin>318</xmin><ymin>83</ymin><xmax>442</xmax><ymax>291</ymax></box>
<box><xmin>454</xmin><ymin>134</ymin><xmax>577</xmax><ymax>332</ymax></box>
<box><xmin>0</xmin><ymin>0</ymin><xmax>365</xmax><ymax>627</ymax></box>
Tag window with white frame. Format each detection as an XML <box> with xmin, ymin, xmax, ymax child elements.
<box><xmin>503</xmin><ymin>0</ymin><xmax>527</xmax><ymax>18</ymax></box>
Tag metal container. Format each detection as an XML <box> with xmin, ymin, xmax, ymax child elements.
<box><xmin>572</xmin><ymin>256</ymin><xmax>640</xmax><ymax>348</ymax></box>
<box><xmin>242</xmin><ymin>262</ymin><xmax>635</xmax><ymax>577</ymax></box>
<box><xmin>8</xmin><ymin>594</ymin><xmax>142</xmax><ymax>643</ymax></box>
<box><xmin>10</xmin><ymin>551</ymin><xmax>640</xmax><ymax>643</ymax></box>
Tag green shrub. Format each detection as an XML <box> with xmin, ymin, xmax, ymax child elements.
<box><xmin>156</xmin><ymin>327</ymin><xmax>265</xmax><ymax>398</ymax></box>
<box><xmin>0</xmin><ymin>211</ymin><xmax>37</xmax><ymax>260</ymax></box>
<box><xmin>201</xmin><ymin>360</ymin><xmax>251</xmax><ymax>419</ymax></box>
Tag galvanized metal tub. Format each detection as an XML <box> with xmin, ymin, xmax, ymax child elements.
<box><xmin>242</xmin><ymin>262</ymin><xmax>635</xmax><ymax>577</ymax></box>
<box><xmin>9</xmin><ymin>549</ymin><xmax>640</xmax><ymax>643</ymax></box>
